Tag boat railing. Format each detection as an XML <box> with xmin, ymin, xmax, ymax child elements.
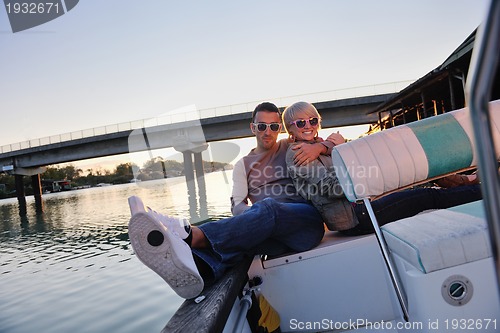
<box><xmin>466</xmin><ymin>0</ymin><xmax>500</xmax><ymax>290</ymax></box>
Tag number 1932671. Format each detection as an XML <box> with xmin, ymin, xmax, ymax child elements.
<box><xmin>444</xmin><ymin>319</ymin><xmax>497</xmax><ymax>330</ymax></box>
<box><xmin>5</xmin><ymin>2</ymin><xmax>60</xmax><ymax>14</ymax></box>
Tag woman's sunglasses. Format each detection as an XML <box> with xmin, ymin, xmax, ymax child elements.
<box><xmin>289</xmin><ymin>117</ymin><xmax>319</xmax><ymax>128</ymax></box>
<box><xmin>253</xmin><ymin>122</ymin><xmax>281</xmax><ymax>132</ymax></box>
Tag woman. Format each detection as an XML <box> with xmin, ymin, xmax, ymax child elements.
<box><xmin>282</xmin><ymin>101</ymin><xmax>482</xmax><ymax>235</ymax></box>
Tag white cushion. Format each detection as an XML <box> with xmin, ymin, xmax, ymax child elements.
<box><xmin>381</xmin><ymin>200</ymin><xmax>491</xmax><ymax>273</ymax></box>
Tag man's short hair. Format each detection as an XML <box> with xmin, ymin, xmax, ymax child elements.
<box><xmin>252</xmin><ymin>102</ymin><xmax>280</xmax><ymax>122</ymax></box>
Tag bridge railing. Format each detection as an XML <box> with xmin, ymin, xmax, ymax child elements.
<box><xmin>0</xmin><ymin>80</ymin><xmax>413</xmax><ymax>154</ymax></box>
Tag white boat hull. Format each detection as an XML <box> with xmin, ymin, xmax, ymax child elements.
<box><xmin>224</xmin><ymin>201</ymin><xmax>500</xmax><ymax>333</ymax></box>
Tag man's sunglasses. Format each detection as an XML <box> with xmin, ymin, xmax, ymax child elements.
<box><xmin>253</xmin><ymin>122</ymin><xmax>281</xmax><ymax>132</ymax></box>
<box><xmin>289</xmin><ymin>117</ymin><xmax>319</xmax><ymax>128</ymax></box>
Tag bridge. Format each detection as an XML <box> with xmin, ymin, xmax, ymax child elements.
<box><xmin>0</xmin><ymin>82</ymin><xmax>410</xmax><ymax>214</ymax></box>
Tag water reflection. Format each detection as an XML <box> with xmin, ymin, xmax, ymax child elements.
<box><xmin>186</xmin><ymin>177</ymin><xmax>211</xmax><ymax>223</ymax></box>
<box><xmin>0</xmin><ymin>172</ymin><xmax>233</xmax><ymax>333</ymax></box>
<box><xmin>19</xmin><ymin>212</ymin><xmax>48</xmax><ymax>235</ymax></box>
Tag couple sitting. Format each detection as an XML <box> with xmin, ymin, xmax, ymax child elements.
<box><xmin>127</xmin><ymin>101</ymin><xmax>481</xmax><ymax>299</ymax></box>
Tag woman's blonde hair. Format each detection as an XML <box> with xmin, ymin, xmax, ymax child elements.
<box><xmin>282</xmin><ymin>101</ymin><xmax>322</xmax><ymax>133</ymax></box>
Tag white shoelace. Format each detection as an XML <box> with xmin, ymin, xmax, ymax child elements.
<box><xmin>147</xmin><ymin>207</ymin><xmax>188</xmax><ymax>239</ymax></box>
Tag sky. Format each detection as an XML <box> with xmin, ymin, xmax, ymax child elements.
<box><xmin>0</xmin><ymin>0</ymin><xmax>491</xmax><ymax>171</ymax></box>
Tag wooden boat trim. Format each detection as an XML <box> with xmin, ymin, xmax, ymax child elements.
<box><xmin>163</xmin><ymin>257</ymin><xmax>252</xmax><ymax>333</ymax></box>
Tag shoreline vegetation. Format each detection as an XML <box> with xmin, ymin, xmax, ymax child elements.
<box><xmin>0</xmin><ymin>157</ymin><xmax>232</xmax><ymax>199</ymax></box>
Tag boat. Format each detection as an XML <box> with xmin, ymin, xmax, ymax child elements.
<box><xmin>164</xmin><ymin>3</ymin><xmax>500</xmax><ymax>332</ymax></box>
<box><xmin>41</xmin><ymin>179</ymin><xmax>72</xmax><ymax>192</ymax></box>
<box><xmin>96</xmin><ymin>183</ymin><xmax>112</xmax><ymax>187</ymax></box>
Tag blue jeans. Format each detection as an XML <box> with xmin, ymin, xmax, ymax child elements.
<box><xmin>193</xmin><ymin>198</ymin><xmax>324</xmax><ymax>283</ymax></box>
<box><xmin>342</xmin><ymin>184</ymin><xmax>483</xmax><ymax>235</ymax></box>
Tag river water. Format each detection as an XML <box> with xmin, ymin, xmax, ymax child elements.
<box><xmin>0</xmin><ymin>171</ymin><xmax>234</xmax><ymax>333</ymax></box>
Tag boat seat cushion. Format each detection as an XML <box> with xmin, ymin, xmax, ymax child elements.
<box><xmin>381</xmin><ymin>200</ymin><xmax>492</xmax><ymax>273</ymax></box>
<box><xmin>332</xmin><ymin>99</ymin><xmax>500</xmax><ymax>202</ymax></box>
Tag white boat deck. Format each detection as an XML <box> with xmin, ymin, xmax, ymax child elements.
<box><xmin>242</xmin><ymin>199</ymin><xmax>500</xmax><ymax>333</ymax></box>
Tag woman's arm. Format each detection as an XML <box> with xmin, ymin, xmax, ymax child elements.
<box><xmin>290</xmin><ymin>140</ymin><xmax>334</xmax><ymax>166</ymax></box>
<box><xmin>286</xmin><ymin>143</ymin><xmax>344</xmax><ymax>199</ymax></box>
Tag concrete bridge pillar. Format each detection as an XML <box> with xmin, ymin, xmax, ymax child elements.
<box><xmin>10</xmin><ymin>166</ymin><xmax>46</xmax><ymax>215</ymax></box>
<box><xmin>15</xmin><ymin>175</ymin><xmax>27</xmax><ymax>216</ymax></box>
<box><xmin>193</xmin><ymin>151</ymin><xmax>208</xmax><ymax>220</ymax></box>
<box><xmin>193</xmin><ymin>152</ymin><xmax>207</xmax><ymax>201</ymax></box>
<box><xmin>176</xmin><ymin>144</ymin><xmax>209</xmax><ymax>222</ymax></box>
<box><xmin>31</xmin><ymin>174</ymin><xmax>44</xmax><ymax>213</ymax></box>
<box><xmin>182</xmin><ymin>151</ymin><xmax>198</xmax><ymax>220</ymax></box>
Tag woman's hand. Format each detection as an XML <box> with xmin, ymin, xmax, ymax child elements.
<box><xmin>326</xmin><ymin>131</ymin><xmax>346</xmax><ymax>146</ymax></box>
<box><xmin>291</xmin><ymin>142</ymin><xmax>324</xmax><ymax>166</ymax></box>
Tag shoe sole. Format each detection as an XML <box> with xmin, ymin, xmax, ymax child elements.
<box><xmin>128</xmin><ymin>196</ymin><xmax>191</xmax><ymax>240</ymax></box>
<box><xmin>128</xmin><ymin>212</ymin><xmax>204</xmax><ymax>299</ymax></box>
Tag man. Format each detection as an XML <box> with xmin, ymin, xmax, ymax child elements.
<box><xmin>128</xmin><ymin>102</ymin><xmax>331</xmax><ymax>299</ymax></box>
<box><xmin>231</xmin><ymin>102</ymin><xmax>334</xmax><ymax>215</ymax></box>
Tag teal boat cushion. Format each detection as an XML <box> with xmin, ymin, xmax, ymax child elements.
<box><xmin>406</xmin><ymin>113</ymin><xmax>473</xmax><ymax>178</ymax></box>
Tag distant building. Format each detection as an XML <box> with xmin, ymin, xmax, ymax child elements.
<box><xmin>41</xmin><ymin>180</ymin><xmax>72</xmax><ymax>193</ymax></box>
<box><xmin>370</xmin><ymin>29</ymin><xmax>500</xmax><ymax>132</ymax></box>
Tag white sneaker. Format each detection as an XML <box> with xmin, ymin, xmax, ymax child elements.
<box><xmin>128</xmin><ymin>210</ymin><xmax>204</xmax><ymax>299</ymax></box>
<box><xmin>128</xmin><ymin>196</ymin><xmax>191</xmax><ymax>240</ymax></box>
<box><xmin>128</xmin><ymin>195</ymin><xmax>147</xmax><ymax>215</ymax></box>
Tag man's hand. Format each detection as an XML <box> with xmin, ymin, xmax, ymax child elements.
<box><xmin>326</xmin><ymin>131</ymin><xmax>346</xmax><ymax>146</ymax></box>
<box><xmin>292</xmin><ymin>142</ymin><xmax>325</xmax><ymax>166</ymax></box>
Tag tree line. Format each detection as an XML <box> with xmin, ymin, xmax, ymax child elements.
<box><xmin>0</xmin><ymin>157</ymin><xmax>230</xmax><ymax>199</ymax></box>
